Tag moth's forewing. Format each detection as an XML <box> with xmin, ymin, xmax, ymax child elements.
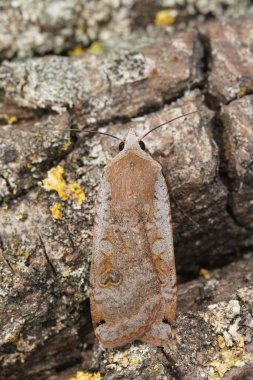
<box><xmin>90</xmin><ymin>145</ymin><xmax>176</xmax><ymax>348</ymax></box>
<box><xmin>90</xmin><ymin>151</ymin><xmax>162</xmax><ymax>348</ymax></box>
<box><xmin>139</xmin><ymin>171</ymin><xmax>177</xmax><ymax>345</ymax></box>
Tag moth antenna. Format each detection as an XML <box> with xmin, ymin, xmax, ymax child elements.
<box><xmin>38</xmin><ymin>127</ymin><xmax>122</xmax><ymax>141</ymax></box>
<box><xmin>80</xmin><ymin>130</ymin><xmax>122</xmax><ymax>141</ymax></box>
<box><xmin>141</xmin><ymin>111</ymin><xmax>198</xmax><ymax>140</ymax></box>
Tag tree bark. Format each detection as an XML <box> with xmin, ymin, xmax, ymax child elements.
<box><xmin>0</xmin><ymin>6</ymin><xmax>253</xmax><ymax>380</ymax></box>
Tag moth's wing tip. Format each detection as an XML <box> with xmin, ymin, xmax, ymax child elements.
<box><xmin>94</xmin><ymin>296</ymin><xmax>162</xmax><ymax>349</ymax></box>
<box><xmin>139</xmin><ymin>321</ymin><xmax>173</xmax><ymax>346</ymax></box>
<box><xmin>139</xmin><ymin>300</ymin><xmax>176</xmax><ymax>346</ymax></box>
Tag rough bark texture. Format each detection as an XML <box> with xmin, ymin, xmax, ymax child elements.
<box><xmin>0</xmin><ymin>2</ymin><xmax>253</xmax><ymax>380</ymax></box>
<box><xmin>0</xmin><ymin>0</ymin><xmax>251</xmax><ymax>59</ymax></box>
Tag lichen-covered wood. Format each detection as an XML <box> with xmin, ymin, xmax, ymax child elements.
<box><xmin>0</xmin><ymin>5</ymin><xmax>253</xmax><ymax>380</ymax></box>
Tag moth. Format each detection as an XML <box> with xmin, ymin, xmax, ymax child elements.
<box><xmin>89</xmin><ymin>112</ymin><xmax>195</xmax><ymax>348</ymax></box>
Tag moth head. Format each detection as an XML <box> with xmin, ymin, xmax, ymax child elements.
<box><xmin>118</xmin><ymin>128</ymin><xmax>145</xmax><ymax>152</ymax></box>
<box><xmin>117</xmin><ymin>111</ymin><xmax>197</xmax><ymax>152</ymax></box>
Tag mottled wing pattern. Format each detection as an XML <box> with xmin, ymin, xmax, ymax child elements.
<box><xmin>140</xmin><ymin>170</ymin><xmax>177</xmax><ymax>345</ymax></box>
<box><xmin>90</xmin><ymin>147</ymin><xmax>176</xmax><ymax>348</ymax></box>
<box><xmin>90</xmin><ymin>170</ymin><xmax>162</xmax><ymax>348</ymax></box>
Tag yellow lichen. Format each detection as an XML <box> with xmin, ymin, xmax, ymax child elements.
<box><xmin>68</xmin><ymin>41</ymin><xmax>103</xmax><ymax>56</ymax></box>
<box><xmin>149</xmin><ymin>364</ymin><xmax>159</xmax><ymax>373</ymax></box>
<box><xmin>236</xmin><ymin>87</ymin><xmax>247</xmax><ymax>98</ymax></box>
<box><xmin>16</xmin><ymin>247</ymin><xmax>31</xmax><ymax>260</ymax></box>
<box><xmin>237</xmin><ymin>287</ymin><xmax>253</xmax><ymax>305</ymax></box>
<box><xmin>88</xmin><ymin>41</ymin><xmax>103</xmax><ymax>54</ymax></box>
<box><xmin>0</xmin><ymin>114</ymin><xmax>18</xmax><ymax>125</ymax></box>
<box><xmin>24</xmin><ymin>251</ymin><xmax>31</xmax><ymax>260</ymax></box>
<box><xmin>62</xmin><ymin>266</ymin><xmax>72</xmax><ymax>278</ymax></box>
<box><xmin>236</xmin><ymin>83</ymin><xmax>253</xmax><ymax>99</ymax></box>
<box><xmin>200</xmin><ymin>268</ymin><xmax>210</xmax><ymax>279</ymax></box>
<box><xmin>107</xmin><ymin>351</ymin><xmax>142</xmax><ymax>369</ymax></box>
<box><xmin>68</xmin><ymin>371</ymin><xmax>102</xmax><ymax>380</ymax></box>
<box><xmin>83</xmin><ymin>229</ymin><xmax>93</xmax><ymax>237</ymax></box>
<box><xmin>34</xmin><ymin>131</ymin><xmax>41</xmax><ymax>138</ymax></box>
<box><xmin>7</xmin><ymin>116</ymin><xmax>17</xmax><ymax>124</ymax></box>
<box><xmin>208</xmin><ymin>334</ymin><xmax>253</xmax><ymax>379</ymax></box>
<box><xmin>42</xmin><ymin>165</ymin><xmax>85</xmax><ymax>206</ymax></box>
<box><xmin>61</xmin><ymin>137</ymin><xmax>72</xmax><ymax>151</ymax></box>
<box><xmin>50</xmin><ymin>203</ymin><xmax>63</xmax><ymax>220</ymax></box>
<box><xmin>43</xmin><ymin>166</ymin><xmax>68</xmax><ymax>201</ymax></box>
<box><xmin>17</xmin><ymin>248</ymin><xmax>23</xmax><ymax>256</ymax></box>
<box><xmin>68</xmin><ymin>182</ymin><xmax>86</xmax><ymax>205</ymax></box>
<box><xmin>128</xmin><ymin>355</ymin><xmax>142</xmax><ymax>366</ymax></box>
<box><xmin>154</xmin><ymin>9</ymin><xmax>176</xmax><ymax>26</ymax></box>
<box><xmin>217</xmin><ymin>335</ymin><xmax>226</xmax><ymax>349</ymax></box>
<box><xmin>78</xmin><ymin>26</ymin><xmax>86</xmax><ymax>34</ymax></box>
<box><xmin>0</xmin><ymin>114</ymin><xmax>17</xmax><ymax>124</ymax></box>
<box><xmin>68</xmin><ymin>45</ymin><xmax>85</xmax><ymax>56</ymax></box>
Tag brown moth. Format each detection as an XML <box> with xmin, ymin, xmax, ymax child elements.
<box><xmin>90</xmin><ymin>126</ymin><xmax>177</xmax><ymax>348</ymax></box>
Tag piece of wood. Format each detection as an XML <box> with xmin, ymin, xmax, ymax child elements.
<box><xmin>0</xmin><ymin>15</ymin><xmax>253</xmax><ymax>380</ymax></box>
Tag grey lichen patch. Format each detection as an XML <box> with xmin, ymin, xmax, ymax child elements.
<box><xmin>0</xmin><ymin>181</ymin><xmax>92</xmax><ymax>367</ymax></box>
<box><xmin>0</xmin><ymin>57</ymin><xmax>88</xmax><ymax>112</ymax></box>
<box><xmin>0</xmin><ymin>0</ymin><xmax>251</xmax><ymax>60</ymax></box>
<box><xmin>95</xmin><ymin>344</ymin><xmax>169</xmax><ymax>380</ymax></box>
<box><xmin>2</xmin><ymin>0</ymin><xmax>253</xmax><ymax>61</ymax></box>
<box><xmin>202</xmin><ymin>300</ymin><xmax>242</xmax><ymax>346</ymax></box>
<box><xmin>0</xmin><ymin>176</ymin><xmax>10</xmax><ymax>199</ymax></box>
<box><xmin>0</xmin><ymin>30</ymin><xmax>204</xmax><ymax>124</ymax></box>
<box><xmin>187</xmin><ymin>0</ymin><xmax>253</xmax><ymax>17</ymax></box>
<box><xmin>200</xmin><ymin>294</ymin><xmax>253</xmax><ymax>379</ymax></box>
<box><xmin>200</xmin><ymin>278</ymin><xmax>220</xmax><ymax>300</ymax></box>
<box><xmin>0</xmin><ymin>0</ymin><xmax>137</xmax><ymax>59</ymax></box>
<box><xmin>105</xmin><ymin>52</ymin><xmax>157</xmax><ymax>86</ymax></box>
<box><xmin>237</xmin><ymin>287</ymin><xmax>253</xmax><ymax>306</ymax></box>
<box><xmin>0</xmin><ymin>0</ymin><xmax>87</xmax><ymax>58</ymax></box>
<box><xmin>0</xmin><ymin>112</ymin><xmax>72</xmax><ymax>202</ymax></box>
